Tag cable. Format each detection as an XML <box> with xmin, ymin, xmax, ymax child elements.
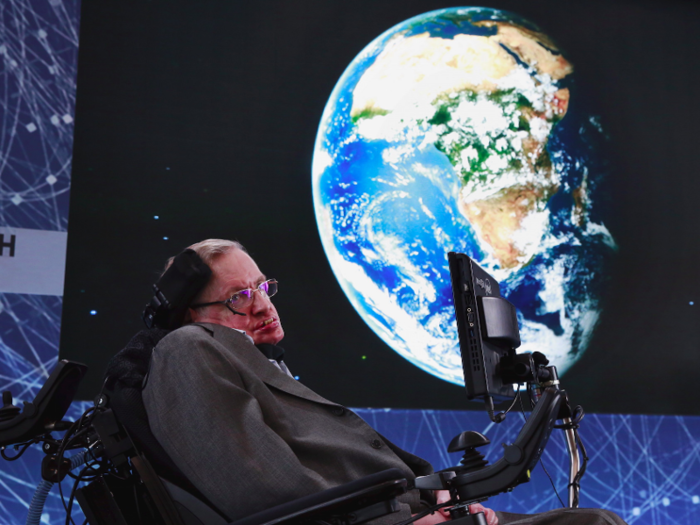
<box><xmin>551</xmin><ymin>404</ymin><xmax>588</xmax><ymax>507</ymax></box>
<box><xmin>18</xmin><ymin>392</ymin><xmax>106</xmax><ymax>525</ymax></box>
<box><xmin>55</xmin><ymin>404</ymin><xmax>101</xmax><ymax>525</ymax></box>
<box><xmin>539</xmin><ymin>457</ymin><xmax>567</xmax><ymax>508</ymax></box>
<box><xmin>517</xmin><ymin>389</ymin><xmax>530</xmax><ymax>421</ymax></box>
<box><xmin>63</xmin><ymin>450</ymin><xmax>110</xmax><ymax>525</ymax></box>
<box><xmin>56</xmin><ymin>400</ymin><xmax>140</xmax><ymax>525</ymax></box>
<box><xmin>502</xmin><ymin>386</ymin><xmax>523</xmax><ymax>418</ymax></box>
<box><xmin>66</xmin><ymin>464</ymin><xmax>94</xmax><ymax>525</ymax></box>
<box><xmin>517</xmin><ymin>392</ymin><xmax>566</xmax><ymax>508</ymax></box>
<box><xmin>554</xmin><ymin>405</ymin><xmax>585</xmax><ymax>430</ymax></box>
<box><xmin>486</xmin><ymin>385</ymin><xmax>522</xmax><ymax>423</ymax></box>
<box><xmin>566</xmin><ymin>428</ymin><xmax>589</xmax><ymax>507</ymax></box>
<box><xmin>527</xmin><ymin>385</ymin><xmax>537</xmax><ymax>410</ymax></box>
<box><xmin>25</xmin><ymin>451</ymin><xmax>89</xmax><ymax>525</ymax></box>
<box><xmin>56</xmin><ymin>444</ymin><xmax>78</xmax><ymax>525</ymax></box>
<box><xmin>1</xmin><ymin>439</ymin><xmax>39</xmax><ymax>461</ymax></box>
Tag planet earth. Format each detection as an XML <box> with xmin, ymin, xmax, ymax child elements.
<box><xmin>312</xmin><ymin>7</ymin><xmax>617</xmax><ymax>386</ymax></box>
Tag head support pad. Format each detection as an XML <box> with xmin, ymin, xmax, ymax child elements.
<box><xmin>142</xmin><ymin>248</ymin><xmax>213</xmax><ymax>330</ymax></box>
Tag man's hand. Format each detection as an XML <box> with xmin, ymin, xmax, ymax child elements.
<box><xmin>414</xmin><ymin>491</ymin><xmax>498</xmax><ymax>525</ymax></box>
<box><xmin>467</xmin><ymin>503</ymin><xmax>499</xmax><ymax>525</ymax></box>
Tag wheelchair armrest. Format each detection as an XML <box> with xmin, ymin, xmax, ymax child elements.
<box><xmin>232</xmin><ymin>469</ymin><xmax>407</xmax><ymax>525</ymax></box>
<box><xmin>0</xmin><ymin>360</ymin><xmax>87</xmax><ymax>447</ymax></box>
<box><xmin>162</xmin><ymin>468</ymin><xmax>408</xmax><ymax>525</ymax></box>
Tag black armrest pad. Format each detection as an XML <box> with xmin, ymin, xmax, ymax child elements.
<box><xmin>233</xmin><ymin>468</ymin><xmax>407</xmax><ymax>525</ymax></box>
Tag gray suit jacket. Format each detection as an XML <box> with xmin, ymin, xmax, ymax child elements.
<box><xmin>142</xmin><ymin>323</ymin><xmax>433</xmax><ymax>522</ymax></box>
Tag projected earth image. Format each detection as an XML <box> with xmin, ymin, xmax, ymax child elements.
<box><xmin>312</xmin><ymin>8</ymin><xmax>617</xmax><ymax>386</ymax></box>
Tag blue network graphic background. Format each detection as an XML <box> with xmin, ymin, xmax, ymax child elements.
<box><xmin>0</xmin><ymin>2</ymin><xmax>698</xmax><ymax>524</ymax></box>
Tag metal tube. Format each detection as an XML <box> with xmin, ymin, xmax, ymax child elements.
<box><xmin>562</xmin><ymin>418</ymin><xmax>580</xmax><ymax>508</ymax></box>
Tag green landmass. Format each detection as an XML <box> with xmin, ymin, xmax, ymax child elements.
<box><xmin>427</xmin><ymin>105</ymin><xmax>451</xmax><ymax>126</ymax></box>
<box><xmin>351</xmin><ymin>107</ymin><xmax>389</xmax><ymax>124</ymax></box>
<box><xmin>429</xmin><ymin>89</ymin><xmax>533</xmax><ymax>186</ymax></box>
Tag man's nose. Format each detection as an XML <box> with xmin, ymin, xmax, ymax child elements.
<box><xmin>250</xmin><ymin>289</ymin><xmax>272</xmax><ymax>313</ymax></box>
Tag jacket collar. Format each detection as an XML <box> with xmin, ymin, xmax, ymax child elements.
<box><xmin>195</xmin><ymin>323</ymin><xmax>339</xmax><ymax>407</ymax></box>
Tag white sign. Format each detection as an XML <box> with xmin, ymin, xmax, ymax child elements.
<box><xmin>0</xmin><ymin>227</ymin><xmax>67</xmax><ymax>296</ymax></box>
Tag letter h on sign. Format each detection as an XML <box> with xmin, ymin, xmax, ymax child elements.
<box><xmin>0</xmin><ymin>234</ymin><xmax>16</xmax><ymax>257</ymax></box>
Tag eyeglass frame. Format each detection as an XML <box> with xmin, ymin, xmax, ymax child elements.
<box><xmin>190</xmin><ymin>279</ymin><xmax>278</xmax><ymax>317</ymax></box>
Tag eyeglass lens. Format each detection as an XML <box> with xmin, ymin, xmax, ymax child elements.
<box><xmin>229</xmin><ymin>280</ymin><xmax>278</xmax><ymax>307</ymax></box>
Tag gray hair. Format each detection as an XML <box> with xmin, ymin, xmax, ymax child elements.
<box><xmin>163</xmin><ymin>238</ymin><xmax>247</xmax><ymax>273</ymax></box>
<box><xmin>162</xmin><ymin>239</ymin><xmax>248</xmax><ymax>324</ymax></box>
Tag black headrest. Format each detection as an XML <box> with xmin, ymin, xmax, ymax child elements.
<box><xmin>143</xmin><ymin>249</ymin><xmax>212</xmax><ymax>330</ymax></box>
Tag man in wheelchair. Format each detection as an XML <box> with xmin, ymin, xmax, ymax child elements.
<box><xmin>0</xmin><ymin>238</ymin><xmax>627</xmax><ymax>525</ymax></box>
<box><xmin>140</xmin><ymin>239</ymin><xmax>438</xmax><ymax>524</ymax></box>
<box><xmin>129</xmin><ymin>239</ymin><xmax>626</xmax><ymax>525</ymax></box>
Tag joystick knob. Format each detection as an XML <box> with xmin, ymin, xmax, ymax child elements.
<box><xmin>447</xmin><ymin>431</ymin><xmax>490</xmax><ymax>473</ymax></box>
<box><xmin>448</xmin><ymin>431</ymin><xmax>490</xmax><ymax>452</ymax></box>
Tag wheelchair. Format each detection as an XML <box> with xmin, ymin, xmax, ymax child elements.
<box><xmin>0</xmin><ymin>249</ymin><xmax>585</xmax><ymax>525</ymax></box>
<box><xmin>0</xmin><ymin>353</ymin><xmax>576</xmax><ymax>525</ymax></box>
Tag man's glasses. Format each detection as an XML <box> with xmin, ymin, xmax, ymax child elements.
<box><xmin>191</xmin><ymin>279</ymin><xmax>278</xmax><ymax>317</ymax></box>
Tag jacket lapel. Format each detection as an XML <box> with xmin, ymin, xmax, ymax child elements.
<box><xmin>202</xmin><ymin>323</ymin><xmax>339</xmax><ymax>407</ymax></box>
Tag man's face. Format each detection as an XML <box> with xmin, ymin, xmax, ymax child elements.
<box><xmin>190</xmin><ymin>248</ymin><xmax>284</xmax><ymax>345</ymax></box>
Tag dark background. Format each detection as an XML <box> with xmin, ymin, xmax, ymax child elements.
<box><xmin>61</xmin><ymin>0</ymin><xmax>700</xmax><ymax>414</ymax></box>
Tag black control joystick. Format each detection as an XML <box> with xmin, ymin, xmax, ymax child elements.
<box><xmin>442</xmin><ymin>432</ymin><xmax>493</xmax><ymax>525</ymax></box>
<box><xmin>0</xmin><ymin>391</ymin><xmax>21</xmax><ymax>423</ymax></box>
<box><xmin>447</xmin><ymin>431</ymin><xmax>491</xmax><ymax>474</ymax></box>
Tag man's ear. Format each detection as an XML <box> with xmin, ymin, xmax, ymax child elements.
<box><xmin>186</xmin><ymin>307</ymin><xmax>198</xmax><ymax>323</ymax></box>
